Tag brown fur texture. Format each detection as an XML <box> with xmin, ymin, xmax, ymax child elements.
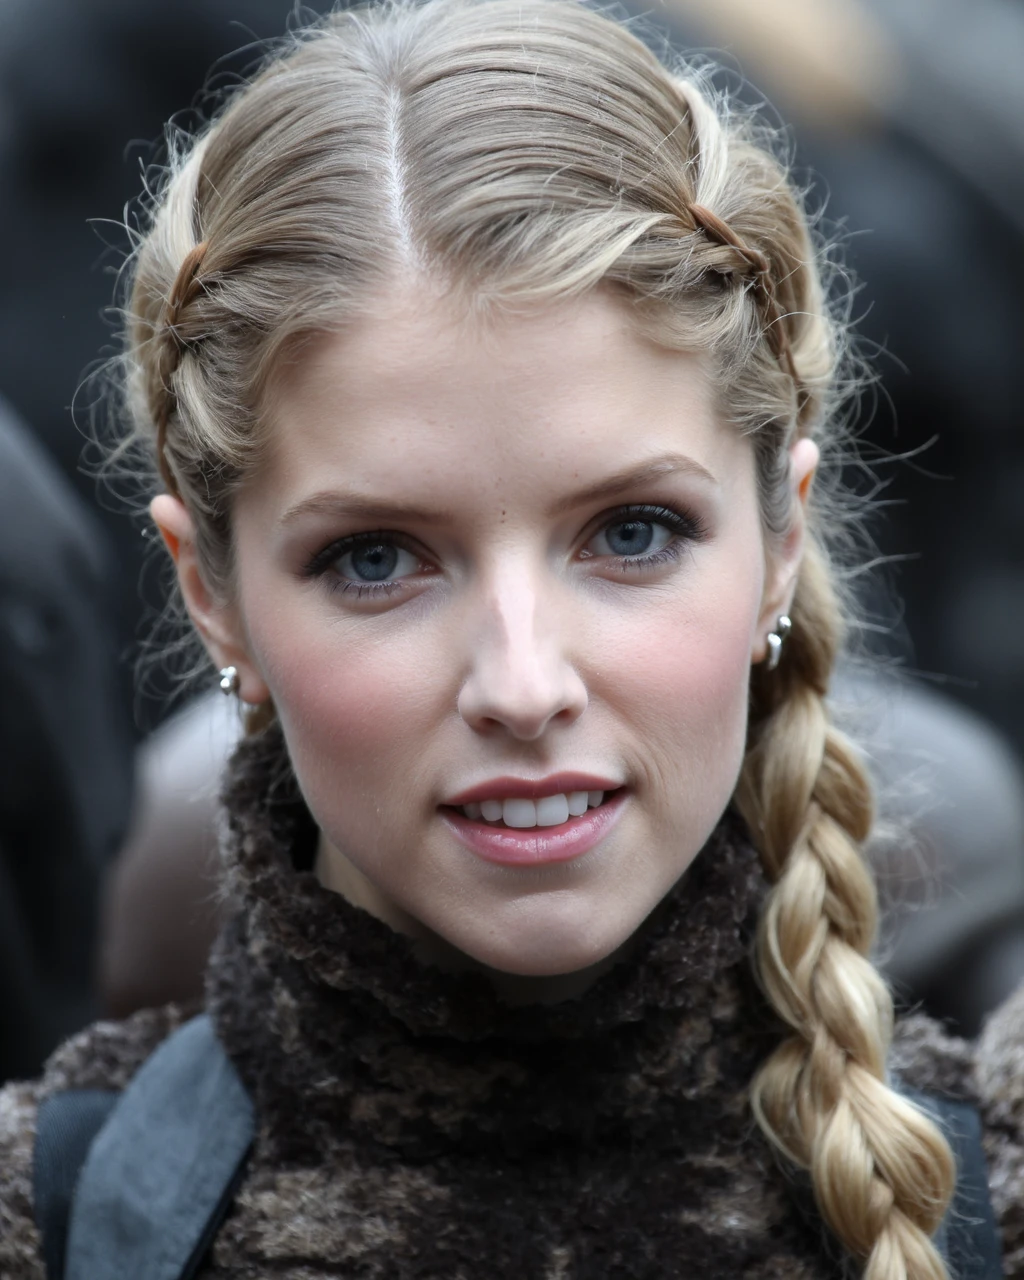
<box><xmin>2</xmin><ymin>724</ymin><xmax>1024</xmax><ymax>1278</ymax></box>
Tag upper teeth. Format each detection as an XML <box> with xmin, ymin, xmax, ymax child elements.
<box><xmin>462</xmin><ymin>791</ymin><xmax>605</xmax><ymax>827</ymax></box>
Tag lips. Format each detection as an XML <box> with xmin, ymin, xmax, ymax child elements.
<box><xmin>445</xmin><ymin>773</ymin><xmax>622</xmax><ymax>806</ymax></box>
<box><xmin>440</xmin><ymin>788</ymin><xmax>629</xmax><ymax>867</ymax></box>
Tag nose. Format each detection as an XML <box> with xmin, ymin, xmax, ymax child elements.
<box><xmin>457</xmin><ymin>564</ymin><xmax>588</xmax><ymax>741</ymax></box>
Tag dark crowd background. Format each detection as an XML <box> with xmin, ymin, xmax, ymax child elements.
<box><xmin>0</xmin><ymin>0</ymin><xmax>1022</xmax><ymax>1080</ymax></box>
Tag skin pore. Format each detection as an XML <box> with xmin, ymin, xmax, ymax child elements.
<box><xmin>155</xmin><ymin>284</ymin><xmax>817</xmax><ymax>1004</ymax></box>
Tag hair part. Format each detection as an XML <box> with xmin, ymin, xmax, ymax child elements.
<box><xmin>116</xmin><ymin>1</ymin><xmax>955</xmax><ymax>1274</ymax></box>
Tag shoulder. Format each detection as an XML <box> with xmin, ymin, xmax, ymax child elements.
<box><xmin>0</xmin><ymin>1076</ymin><xmax>45</xmax><ymax>1278</ymax></box>
<box><xmin>890</xmin><ymin>1010</ymin><xmax>976</xmax><ymax>1099</ymax></box>
<box><xmin>0</xmin><ymin>1003</ymin><xmax>192</xmax><ymax>1279</ymax></box>
<box><xmin>892</xmin><ymin>1002</ymin><xmax>1024</xmax><ymax>1275</ymax></box>
<box><xmin>34</xmin><ymin>1002</ymin><xmax>192</xmax><ymax>1095</ymax></box>
<box><xmin>974</xmin><ymin>984</ymin><xmax>1024</xmax><ymax>1277</ymax></box>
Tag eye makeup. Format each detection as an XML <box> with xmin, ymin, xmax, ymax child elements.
<box><xmin>300</xmin><ymin>500</ymin><xmax>710</xmax><ymax>600</ymax></box>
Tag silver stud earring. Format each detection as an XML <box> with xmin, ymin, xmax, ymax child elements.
<box><xmin>765</xmin><ymin>615</ymin><xmax>792</xmax><ymax>672</ymax></box>
<box><xmin>218</xmin><ymin>665</ymin><xmax>240</xmax><ymax>696</ymax></box>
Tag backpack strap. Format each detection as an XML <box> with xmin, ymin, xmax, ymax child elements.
<box><xmin>34</xmin><ymin>1013</ymin><xmax>255</xmax><ymax>1280</ymax></box>
<box><xmin>34</xmin><ymin>1088</ymin><xmax>119</xmax><ymax>1280</ymax></box>
<box><xmin>904</xmin><ymin>1089</ymin><xmax>1004</xmax><ymax>1279</ymax></box>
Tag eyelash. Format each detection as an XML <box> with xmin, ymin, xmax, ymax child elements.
<box><xmin>303</xmin><ymin>503</ymin><xmax>708</xmax><ymax>597</ymax></box>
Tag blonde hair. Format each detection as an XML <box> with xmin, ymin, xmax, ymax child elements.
<box><xmin>119</xmin><ymin>1</ymin><xmax>955</xmax><ymax>1273</ymax></box>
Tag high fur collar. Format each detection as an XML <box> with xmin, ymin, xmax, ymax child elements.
<box><xmin>205</xmin><ymin>724</ymin><xmax>782</xmax><ymax>1158</ymax></box>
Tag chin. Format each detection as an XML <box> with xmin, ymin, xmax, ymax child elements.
<box><xmin>443</xmin><ymin>902</ymin><xmax>641</xmax><ymax>980</ymax></box>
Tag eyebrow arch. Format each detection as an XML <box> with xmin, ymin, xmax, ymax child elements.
<box><xmin>278</xmin><ymin>453</ymin><xmax>716</xmax><ymax>529</ymax></box>
<box><xmin>546</xmin><ymin>453</ymin><xmax>717</xmax><ymax>516</ymax></box>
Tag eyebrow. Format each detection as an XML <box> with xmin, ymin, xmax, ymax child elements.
<box><xmin>279</xmin><ymin>492</ymin><xmax>456</xmax><ymax>528</ymax></box>
<box><xmin>545</xmin><ymin>453</ymin><xmax>717</xmax><ymax>516</ymax></box>
<box><xmin>278</xmin><ymin>453</ymin><xmax>716</xmax><ymax>529</ymax></box>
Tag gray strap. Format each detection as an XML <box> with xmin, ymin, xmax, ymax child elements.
<box><xmin>933</xmin><ymin>1097</ymin><xmax>1004</xmax><ymax>1280</ymax></box>
<box><xmin>903</xmin><ymin>1087</ymin><xmax>1004</xmax><ymax>1279</ymax></box>
<box><xmin>34</xmin><ymin>1089</ymin><xmax>119</xmax><ymax>1280</ymax></box>
<box><xmin>65</xmin><ymin>1014</ymin><xmax>254</xmax><ymax>1280</ymax></box>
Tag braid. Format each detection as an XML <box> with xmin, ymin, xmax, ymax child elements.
<box><xmin>154</xmin><ymin>239</ymin><xmax>209</xmax><ymax>499</ymax></box>
<box><xmin>737</xmin><ymin>543</ymin><xmax>956</xmax><ymax>1279</ymax></box>
<box><xmin>686</xmin><ymin>202</ymin><xmax>803</xmax><ymax>394</ymax></box>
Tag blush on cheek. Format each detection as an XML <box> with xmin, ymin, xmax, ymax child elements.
<box><xmin>629</xmin><ymin>632</ymin><xmax>749</xmax><ymax>751</ymax></box>
<box><xmin>604</xmin><ymin>590</ymin><xmax>757</xmax><ymax>839</ymax></box>
<box><xmin>281</xmin><ymin>661</ymin><xmax>405</xmax><ymax>756</ymax></box>
<box><xmin>619</xmin><ymin>583</ymin><xmax>753</xmax><ymax>710</ymax></box>
<box><xmin>681</xmin><ymin>618</ymin><xmax>753</xmax><ymax>725</ymax></box>
<box><xmin>249</xmin><ymin>610</ymin><xmax>430</xmax><ymax>808</ymax></box>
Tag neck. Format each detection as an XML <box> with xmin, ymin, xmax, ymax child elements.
<box><xmin>313</xmin><ymin>830</ymin><xmax>641</xmax><ymax>1006</ymax></box>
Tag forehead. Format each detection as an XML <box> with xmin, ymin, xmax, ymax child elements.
<box><xmin>252</xmin><ymin>285</ymin><xmax>752</xmax><ymax>513</ymax></box>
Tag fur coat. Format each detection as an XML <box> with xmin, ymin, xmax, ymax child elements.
<box><xmin>3</xmin><ymin>726</ymin><xmax>1024</xmax><ymax>1279</ymax></box>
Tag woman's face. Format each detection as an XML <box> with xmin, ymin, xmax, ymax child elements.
<box><xmin>166</xmin><ymin>286</ymin><xmax>810</xmax><ymax>984</ymax></box>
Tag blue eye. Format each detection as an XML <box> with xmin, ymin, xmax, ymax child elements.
<box><xmin>593</xmin><ymin>519</ymin><xmax>672</xmax><ymax>558</ymax></box>
<box><xmin>338</xmin><ymin>541</ymin><xmax>415</xmax><ymax>582</ymax></box>
<box><xmin>585</xmin><ymin>505</ymin><xmax>704</xmax><ymax>567</ymax></box>
<box><xmin>306</xmin><ymin>533</ymin><xmax>424</xmax><ymax>593</ymax></box>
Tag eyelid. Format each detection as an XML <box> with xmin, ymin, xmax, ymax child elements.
<box><xmin>303</xmin><ymin>529</ymin><xmax>430</xmax><ymax>579</ymax></box>
<box><xmin>584</xmin><ymin>502</ymin><xmax>709</xmax><ymax>547</ymax></box>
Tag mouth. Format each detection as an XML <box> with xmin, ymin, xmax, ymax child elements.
<box><xmin>439</xmin><ymin>788</ymin><xmax>628</xmax><ymax>867</ymax></box>
<box><xmin>448</xmin><ymin>788</ymin><xmax>616</xmax><ymax>829</ymax></box>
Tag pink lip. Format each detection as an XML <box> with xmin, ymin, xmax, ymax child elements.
<box><xmin>445</xmin><ymin>772</ymin><xmax>622</xmax><ymax>806</ymax></box>
<box><xmin>440</xmin><ymin>790</ymin><xmax>628</xmax><ymax>867</ymax></box>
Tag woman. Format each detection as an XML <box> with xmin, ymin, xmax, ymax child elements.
<box><xmin>2</xmin><ymin>2</ymin><xmax>1022</xmax><ymax>1276</ymax></box>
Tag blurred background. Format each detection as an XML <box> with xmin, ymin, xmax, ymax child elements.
<box><xmin>0</xmin><ymin>0</ymin><xmax>1022</xmax><ymax>1078</ymax></box>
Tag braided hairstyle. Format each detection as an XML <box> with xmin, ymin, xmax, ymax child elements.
<box><xmin>119</xmin><ymin>1</ymin><xmax>955</xmax><ymax>1273</ymax></box>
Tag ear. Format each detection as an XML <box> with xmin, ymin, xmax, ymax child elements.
<box><xmin>150</xmin><ymin>494</ymin><xmax>271</xmax><ymax>705</ymax></box>
<box><xmin>751</xmin><ymin>438</ymin><xmax>819</xmax><ymax>664</ymax></box>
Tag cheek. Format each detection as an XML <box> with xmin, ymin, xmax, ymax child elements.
<box><xmin>618</xmin><ymin>607</ymin><xmax>752</xmax><ymax>735</ymax></box>
<box><xmin>599</xmin><ymin>566</ymin><xmax>761</xmax><ymax>796</ymax></box>
<box><xmin>242</xmin><ymin>587</ymin><xmax>446</xmax><ymax>811</ymax></box>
